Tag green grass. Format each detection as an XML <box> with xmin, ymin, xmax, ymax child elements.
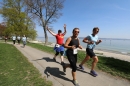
<box><xmin>27</xmin><ymin>43</ymin><xmax>130</xmax><ymax>81</ymax></box>
<box><xmin>0</xmin><ymin>43</ymin><xmax>52</xmax><ymax>86</ymax></box>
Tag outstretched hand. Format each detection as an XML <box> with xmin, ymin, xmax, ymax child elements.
<box><xmin>64</xmin><ymin>24</ymin><xmax>66</xmax><ymax>28</ymax></box>
<box><xmin>46</xmin><ymin>26</ymin><xmax>49</xmax><ymax>30</ymax></box>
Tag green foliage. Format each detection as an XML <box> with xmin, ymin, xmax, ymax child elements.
<box><xmin>0</xmin><ymin>43</ymin><xmax>52</xmax><ymax>86</ymax></box>
<box><xmin>0</xmin><ymin>0</ymin><xmax>37</xmax><ymax>39</ymax></box>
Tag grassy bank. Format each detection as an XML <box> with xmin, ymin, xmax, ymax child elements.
<box><xmin>27</xmin><ymin>43</ymin><xmax>130</xmax><ymax>81</ymax></box>
<box><xmin>0</xmin><ymin>43</ymin><xmax>52</xmax><ymax>86</ymax></box>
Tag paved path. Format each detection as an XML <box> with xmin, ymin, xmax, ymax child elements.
<box><xmin>13</xmin><ymin>44</ymin><xmax>130</xmax><ymax>86</ymax></box>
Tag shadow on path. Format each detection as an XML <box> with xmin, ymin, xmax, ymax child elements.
<box><xmin>44</xmin><ymin>67</ymin><xmax>72</xmax><ymax>83</ymax></box>
<box><xmin>33</xmin><ymin>57</ymin><xmax>61</xmax><ymax>64</ymax></box>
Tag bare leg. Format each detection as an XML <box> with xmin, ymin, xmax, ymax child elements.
<box><xmin>53</xmin><ymin>55</ymin><xmax>57</xmax><ymax>58</ymax></box>
<box><xmin>60</xmin><ymin>56</ymin><xmax>64</xmax><ymax>62</ymax></box>
<box><xmin>80</xmin><ymin>55</ymin><xmax>90</xmax><ymax>65</ymax></box>
<box><xmin>72</xmin><ymin>71</ymin><xmax>76</xmax><ymax>80</ymax></box>
<box><xmin>91</xmin><ymin>56</ymin><xmax>98</xmax><ymax>70</ymax></box>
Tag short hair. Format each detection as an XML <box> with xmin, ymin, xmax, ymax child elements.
<box><xmin>58</xmin><ymin>30</ymin><xmax>62</xmax><ymax>33</ymax></box>
<box><xmin>93</xmin><ymin>27</ymin><xmax>99</xmax><ymax>31</ymax></box>
<box><xmin>72</xmin><ymin>28</ymin><xmax>79</xmax><ymax>33</ymax></box>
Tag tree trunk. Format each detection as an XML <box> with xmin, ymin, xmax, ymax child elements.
<box><xmin>43</xmin><ymin>26</ymin><xmax>48</xmax><ymax>45</ymax></box>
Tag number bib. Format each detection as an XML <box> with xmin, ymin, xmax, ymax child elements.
<box><xmin>73</xmin><ymin>49</ymin><xmax>78</xmax><ymax>54</ymax></box>
<box><xmin>56</xmin><ymin>44</ymin><xmax>60</xmax><ymax>47</ymax></box>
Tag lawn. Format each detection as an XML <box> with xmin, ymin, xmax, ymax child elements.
<box><xmin>0</xmin><ymin>43</ymin><xmax>52</xmax><ymax>86</ymax></box>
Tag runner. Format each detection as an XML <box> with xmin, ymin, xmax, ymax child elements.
<box><xmin>22</xmin><ymin>35</ymin><xmax>27</xmax><ymax>48</ymax></box>
<box><xmin>79</xmin><ymin>27</ymin><xmax>102</xmax><ymax>76</ymax></box>
<box><xmin>46</xmin><ymin>24</ymin><xmax>67</xmax><ymax>65</ymax></box>
<box><xmin>63</xmin><ymin>28</ymin><xmax>82</xmax><ymax>86</ymax></box>
<box><xmin>17</xmin><ymin>35</ymin><xmax>21</xmax><ymax>45</ymax></box>
<box><xmin>12</xmin><ymin>35</ymin><xmax>16</xmax><ymax>44</ymax></box>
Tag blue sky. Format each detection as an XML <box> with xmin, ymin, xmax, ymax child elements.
<box><xmin>0</xmin><ymin>0</ymin><xmax>130</xmax><ymax>39</ymax></box>
<box><xmin>37</xmin><ymin>0</ymin><xmax>130</xmax><ymax>39</ymax></box>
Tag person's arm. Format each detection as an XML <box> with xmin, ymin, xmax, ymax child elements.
<box><xmin>62</xmin><ymin>24</ymin><xmax>67</xmax><ymax>36</ymax></box>
<box><xmin>46</xmin><ymin>26</ymin><xmax>56</xmax><ymax>36</ymax></box>
<box><xmin>96</xmin><ymin>40</ymin><xmax>102</xmax><ymax>45</ymax></box>
<box><xmin>64</xmin><ymin>37</ymin><xmax>75</xmax><ymax>49</ymax></box>
<box><xmin>82</xmin><ymin>37</ymin><xmax>94</xmax><ymax>44</ymax></box>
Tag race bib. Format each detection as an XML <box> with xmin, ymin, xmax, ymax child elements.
<box><xmin>73</xmin><ymin>49</ymin><xmax>78</xmax><ymax>54</ymax></box>
<box><xmin>56</xmin><ymin>44</ymin><xmax>60</xmax><ymax>47</ymax></box>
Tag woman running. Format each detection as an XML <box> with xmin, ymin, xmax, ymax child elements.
<box><xmin>63</xmin><ymin>28</ymin><xmax>82</xmax><ymax>86</ymax></box>
<box><xmin>46</xmin><ymin>24</ymin><xmax>67</xmax><ymax>65</ymax></box>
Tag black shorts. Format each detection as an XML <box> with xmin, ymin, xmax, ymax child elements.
<box><xmin>86</xmin><ymin>48</ymin><xmax>96</xmax><ymax>58</ymax></box>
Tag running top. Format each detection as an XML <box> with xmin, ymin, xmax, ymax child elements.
<box><xmin>55</xmin><ymin>34</ymin><xmax>64</xmax><ymax>45</ymax></box>
<box><xmin>86</xmin><ymin>34</ymin><xmax>98</xmax><ymax>49</ymax></box>
<box><xmin>67</xmin><ymin>37</ymin><xmax>79</xmax><ymax>51</ymax></box>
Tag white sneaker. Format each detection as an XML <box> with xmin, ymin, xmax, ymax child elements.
<box><xmin>73</xmin><ymin>80</ymin><xmax>80</xmax><ymax>86</ymax></box>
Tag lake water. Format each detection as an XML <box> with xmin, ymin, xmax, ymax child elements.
<box><xmin>36</xmin><ymin>37</ymin><xmax>130</xmax><ymax>54</ymax></box>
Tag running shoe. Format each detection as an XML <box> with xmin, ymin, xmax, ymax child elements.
<box><xmin>73</xmin><ymin>80</ymin><xmax>80</xmax><ymax>86</ymax></box>
<box><xmin>53</xmin><ymin>58</ymin><xmax>56</xmax><ymax>62</ymax></box>
<box><xmin>90</xmin><ymin>70</ymin><xmax>98</xmax><ymax>76</ymax></box>
<box><xmin>61</xmin><ymin>61</ymin><xmax>64</xmax><ymax>65</ymax></box>
<box><xmin>79</xmin><ymin>64</ymin><xmax>84</xmax><ymax>70</ymax></box>
<box><xmin>62</xmin><ymin>65</ymin><xmax>66</xmax><ymax>72</ymax></box>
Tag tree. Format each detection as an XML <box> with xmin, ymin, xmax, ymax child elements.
<box><xmin>0</xmin><ymin>0</ymin><xmax>37</xmax><ymax>39</ymax></box>
<box><xmin>0</xmin><ymin>22</ymin><xmax>6</xmax><ymax>37</ymax></box>
<box><xmin>24</xmin><ymin>0</ymin><xmax>65</xmax><ymax>44</ymax></box>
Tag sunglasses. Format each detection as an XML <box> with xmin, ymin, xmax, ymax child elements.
<box><xmin>95</xmin><ymin>30</ymin><xmax>99</xmax><ymax>33</ymax></box>
<box><xmin>74</xmin><ymin>31</ymin><xmax>79</xmax><ymax>33</ymax></box>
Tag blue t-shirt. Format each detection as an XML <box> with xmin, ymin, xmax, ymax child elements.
<box><xmin>86</xmin><ymin>34</ymin><xmax>98</xmax><ymax>49</ymax></box>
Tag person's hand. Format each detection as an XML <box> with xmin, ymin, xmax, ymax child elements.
<box><xmin>64</xmin><ymin>24</ymin><xmax>66</xmax><ymax>28</ymax></box>
<box><xmin>88</xmin><ymin>41</ymin><xmax>94</xmax><ymax>44</ymax></box>
<box><xmin>71</xmin><ymin>45</ymin><xmax>76</xmax><ymax>49</ymax></box>
<box><xmin>46</xmin><ymin>26</ymin><xmax>49</xmax><ymax>30</ymax></box>
<box><xmin>78</xmin><ymin>45</ymin><xmax>82</xmax><ymax>49</ymax></box>
<box><xmin>97</xmin><ymin>40</ymin><xmax>102</xmax><ymax>44</ymax></box>
<box><xmin>99</xmin><ymin>40</ymin><xmax>102</xmax><ymax>43</ymax></box>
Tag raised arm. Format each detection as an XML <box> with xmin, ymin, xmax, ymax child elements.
<box><xmin>62</xmin><ymin>24</ymin><xmax>67</xmax><ymax>35</ymax></box>
<box><xmin>46</xmin><ymin>26</ymin><xmax>56</xmax><ymax>36</ymax></box>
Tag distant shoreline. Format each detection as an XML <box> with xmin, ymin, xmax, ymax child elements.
<box><xmin>28</xmin><ymin>40</ymin><xmax>130</xmax><ymax>62</ymax></box>
<box><xmin>30</xmin><ymin>40</ymin><xmax>130</xmax><ymax>56</ymax></box>
<box><xmin>37</xmin><ymin>36</ymin><xmax>130</xmax><ymax>40</ymax></box>
<box><xmin>36</xmin><ymin>37</ymin><xmax>130</xmax><ymax>55</ymax></box>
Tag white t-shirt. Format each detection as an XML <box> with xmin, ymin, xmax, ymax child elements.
<box><xmin>22</xmin><ymin>37</ymin><xmax>26</xmax><ymax>41</ymax></box>
<box><xmin>12</xmin><ymin>36</ymin><xmax>16</xmax><ymax>40</ymax></box>
<box><xmin>17</xmin><ymin>36</ymin><xmax>21</xmax><ymax>40</ymax></box>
